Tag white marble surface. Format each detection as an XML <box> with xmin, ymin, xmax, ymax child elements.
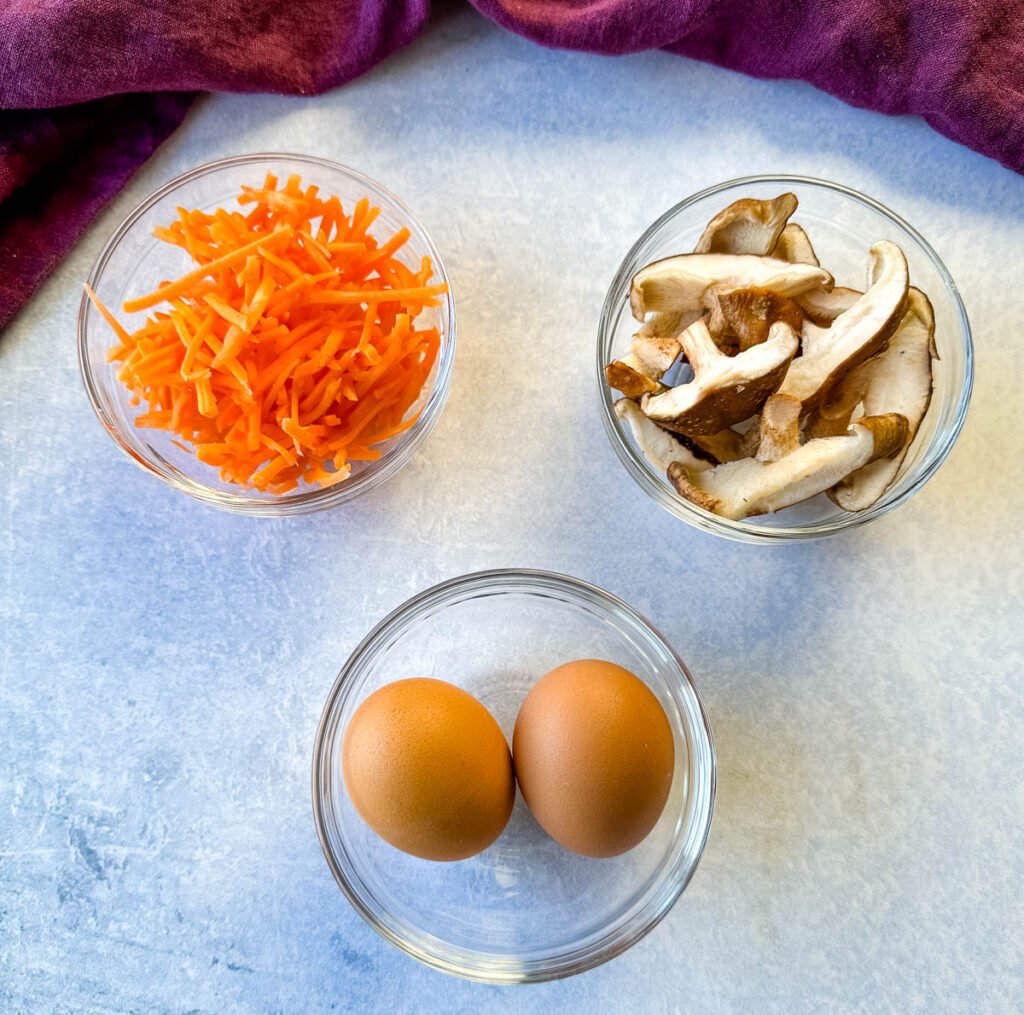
<box><xmin>2</xmin><ymin>6</ymin><xmax>1022</xmax><ymax>1012</ymax></box>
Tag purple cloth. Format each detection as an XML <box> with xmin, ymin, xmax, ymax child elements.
<box><xmin>0</xmin><ymin>95</ymin><xmax>195</xmax><ymax>331</ymax></box>
<box><xmin>476</xmin><ymin>0</ymin><xmax>1024</xmax><ymax>173</ymax></box>
<box><xmin>1</xmin><ymin>0</ymin><xmax>1022</xmax><ymax>331</ymax></box>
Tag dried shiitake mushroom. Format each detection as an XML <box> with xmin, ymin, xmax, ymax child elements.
<box><xmin>604</xmin><ymin>313</ymin><xmax>697</xmax><ymax>398</ymax></box>
<box><xmin>630</xmin><ymin>253</ymin><xmax>832</xmax><ymax>322</ymax></box>
<box><xmin>809</xmin><ymin>288</ymin><xmax>937</xmax><ymax>510</ymax></box>
<box><xmin>614</xmin><ymin>398</ymin><xmax>714</xmax><ymax>474</ymax></box>
<box><xmin>694</xmin><ymin>193</ymin><xmax>798</xmax><ymax>256</ymax></box>
<box><xmin>706</xmin><ymin>287</ymin><xmax>805</xmax><ymax>353</ymax></box>
<box><xmin>606</xmin><ymin>192</ymin><xmax>938</xmax><ymax>519</ymax></box>
<box><xmin>641</xmin><ymin>319</ymin><xmax>798</xmax><ymax>435</ymax></box>
<box><xmin>667</xmin><ymin>413</ymin><xmax>910</xmax><ymax>520</ymax></box>
<box><xmin>754</xmin><ymin>394</ymin><xmax>803</xmax><ymax>463</ymax></box>
<box><xmin>688</xmin><ymin>428</ymin><xmax>749</xmax><ymax>464</ymax></box>
<box><xmin>778</xmin><ymin>241</ymin><xmax>909</xmax><ymax>409</ymax></box>
<box><xmin>772</xmin><ymin>223</ymin><xmax>819</xmax><ymax>266</ymax></box>
<box><xmin>796</xmin><ymin>286</ymin><xmax>861</xmax><ymax>326</ymax></box>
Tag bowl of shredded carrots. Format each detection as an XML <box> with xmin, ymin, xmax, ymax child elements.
<box><xmin>78</xmin><ymin>153</ymin><xmax>455</xmax><ymax>514</ymax></box>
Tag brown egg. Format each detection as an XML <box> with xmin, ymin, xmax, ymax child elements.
<box><xmin>342</xmin><ymin>678</ymin><xmax>515</xmax><ymax>861</ymax></box>
<box><xmin>513</xmin><ymin>660</ymin><xmax>675</xmax><ymax>858</ymax></box>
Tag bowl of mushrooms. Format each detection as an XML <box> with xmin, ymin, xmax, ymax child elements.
<box><xmin>598</xmin><ymin>175</ymin><xmax>973</xmax><ymax>543</ymax></box>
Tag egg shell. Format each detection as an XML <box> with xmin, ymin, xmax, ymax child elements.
<box><xmin>342</xmin><ymin>678</ymin><xmax>515</xmax><ymax>862</ymax></box>
<box><xmin>513</xmin><ymin>659</ymin><xmax>675</xmax><ymax>858</ymax></box>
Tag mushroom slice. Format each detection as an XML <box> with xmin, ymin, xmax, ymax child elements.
<box><xmin>772</xmin><ymin>223</ymin><xmax>819</xmax><ymax>266</ymax></box>
<box><xmin>694</xmin><ymin>193</ymin><xmax>799</xmax><ymax>255</ymax></box>
<box><xmin>755</xmin><ymin>394</ymin><xmax>802</xmax><ymax>463</ymax></box>
<box><xmin>667</xmin><ymin>413</ymin><xmax>910</xmax><ymax>520</ymax></box>
<box><xmin>795</xmin><ymin>286</ymin><xmax>862</xmax><ymax>326</ymax></box>
<box><xmin>614</xmin><ymin>398</ymin><xmax>714</xmax><ymax>474</ymax></box>
<box><xmin>637</xmin><ymin>307</ymin><xmax>702</xmax><ymax>339</ymax></box>
<box><xmin>632</xmin><ymin>333</ymin><xmax>683</xmax><ymax>375</ymax></box>
<box><xmin>605</xmin><ymin>331</ymin><xmax>684</xmax><ymax>398</ymax></box>
<box><xmin>807</xmin><ymin>289</ymin><xmax>936</xmax><ymax>511</ymax></box>
<box><xmin>807</xmin><ymin>294</ymin><xmax>934</xmax><ymax>440</ymax></box>
<box><xmin>630</xmin><ymin>254</ymin><xmax>832</xmax><ymax>321</ymax></box>
<box><xmin>605</xmin><ymin>355</ymin><xmax>664</xmax><ymax>398</ymax></box>
<box><xmin>778</xmin><ymin>241</ymin><xmax>909</xmax><ymax>409</ymax></box>
<box><xmin>689</xmin><ymin>428</ymin><xmax>748</xmax><ymax>464</ymax></box>
<box><xmin>735</xmin><ymin>421</ymin><xmax>763</xmax><ymax>458</ymax></box>
<box><xmin>706</xmin><ymin>287</ymin><xmax>806</xmax><ymax>352</ymax></box>
<box><xmin>641</xmin><ymin>319</ymin><xmax>798</xmax><ymax>435</ymax></box>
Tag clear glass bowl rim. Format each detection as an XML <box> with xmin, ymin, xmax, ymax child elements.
<box><xmin>596</xmin><ymin>173</ymin><xmax>974</xmax><ymax>543</ymax></box>
<box><xmin>310</xmin><ymin>568</ymin><xmax>717</xmax><ymax>983</ymax></box>
<box><xmin>77</xmin><ymin>152</ymin><xmax>457</xmax><ymax>516</ymax></box>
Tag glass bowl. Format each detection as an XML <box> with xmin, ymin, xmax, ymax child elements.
<box><xmin>78</xmin><ymin>154</ymin><xmax>456</xmax><ymax>515</ymax></box>
<box><xmin>311</xmin><ymin>569</ymin><xmax>715</xmax><ymax>983</ymax></box>
<box><xmin>597</xmin><ymin>175</ymin><xmax>973</xmax><ymax>543</ymax></box>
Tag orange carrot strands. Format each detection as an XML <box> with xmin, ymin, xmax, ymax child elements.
<box><xmin>203</xmin><ymin>293</ymin><xmax>250</xmax><ymax>332</ymax></box>
<box><xmin>358</xmin><ymin>227</ymin><xmax>411</xmax><ymax>269</ymax></box>
<box><xmin>121</xmin><ymin>224</ymin><xmax>292</xmax><ymax>313</ymax></box>
<box><xmin>87</xmin><ymin>174</ymin><xmax>447</xmax><ymax>493</ymax></box>
<box><xmin>304</xmin><ymin>284</ymin><xmax>448</xmax><ymax>306</ymax></box>
<box><xmin>85</xmin><ymin>285</ymin><xmax>133</xmax><ymax>345</ymax></box>
<box><xmin>326</xmin><ymin>241</ymin><xmax>367</xmax><ymax>255</ymax></box>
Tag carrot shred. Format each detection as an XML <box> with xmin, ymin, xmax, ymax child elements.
<box><xmin>121</xmin><ymin>224</ymin><xmax>293</xmax><ymax>313</ymax></box>
<box><xmin>85</xmin><ymin>173</ymin><xmax>446</xmax><ymax>493</ymax></box>
<box><xmin>303</xmin><ymin>284</ymin><xmax>448</xmax><ymax>306</ymax></box>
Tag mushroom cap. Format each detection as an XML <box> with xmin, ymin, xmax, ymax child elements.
<box><xmin>614</xmin><ymin>398</ymin><xmax>714</xmax><ymax>474</ymax></box>
<box><xmin>778</xmin><ymin>241</ymin><xmax>909</xmax><ymax>409</ymax></box>
<box><xmin>694</xmin><ymin>193</ymin><xmax>799</xmax><ymax>256</ymax></box>
<box><xmin>641</xmin><ymin>319</ymin><xmax>798</xmax><ymax>435</ymax></box>
<box><xmin>630</xmin><ymin>253</ymin><xmax>833</xmax><ymax>322</ymax></box>
<box><xmin>668</xmin><ymin>413</ymin><xmax>910</xmax><ymax>520</ymax></box>
<box><xmin>771</xmin><ymin>223</ymin><xmax>819</xmax><ymax>266</ymax></box>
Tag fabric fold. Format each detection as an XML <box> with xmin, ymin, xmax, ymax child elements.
<box><xmin>1</xmin><ymin>0</ymin><xmax>1021</xmax><ymax>331</ymax></box>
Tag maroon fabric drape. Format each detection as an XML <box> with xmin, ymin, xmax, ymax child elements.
<box><xmin>1</xmin><ymin>0</ymin><xmax>1022</xmax><ymax>330</ymax></box>
<box><xmin>0</xmin><ymin>95</ymin><xmax>195</xmax><ymax>329</ymax></box>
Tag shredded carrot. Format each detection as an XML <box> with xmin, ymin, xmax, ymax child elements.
<box><xmin>86</xmin><ymin>173</ymin><xmax>446</xmax><ymax>494</ymax></box>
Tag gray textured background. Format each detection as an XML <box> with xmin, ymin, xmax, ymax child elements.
<box><xmin>2</xmin><ymin>6</ymin><xmax>1022</xmax><ymax>1013</ymax></box>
